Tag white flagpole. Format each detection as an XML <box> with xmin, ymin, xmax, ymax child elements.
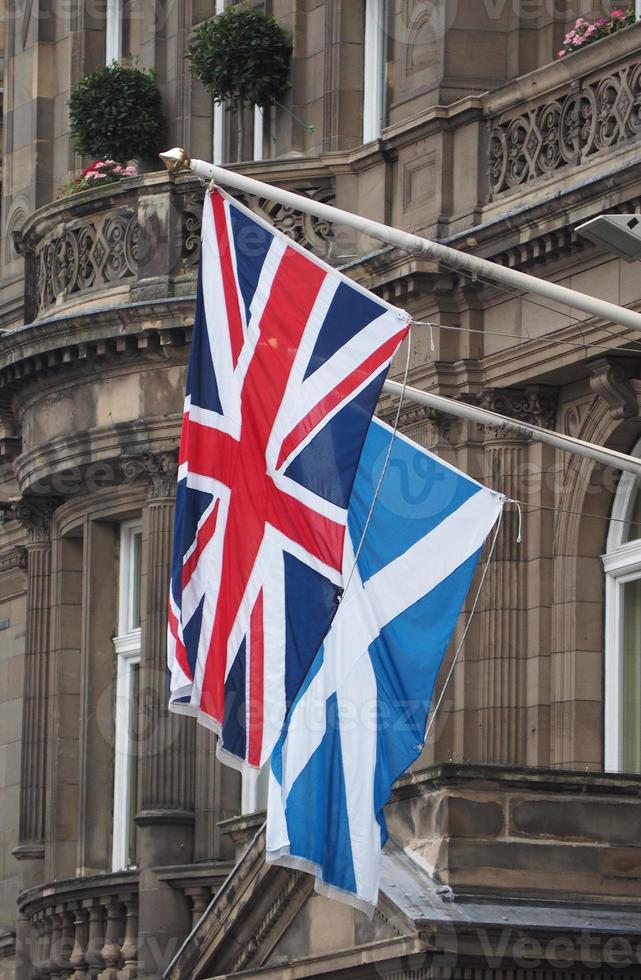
<box><xmin>161</xmin><ymin>147</ymin><xmax>641</xmax><ymax>335</ymax></box>
<box><xmin>385</xmin><ymin>380</ymin><xmax>641</xmax><ymax>478</ymax></box>
<box><xmin>159</xmin><ymin>148</ymin><xmax>641</xmax><ymax>477</ymax></box>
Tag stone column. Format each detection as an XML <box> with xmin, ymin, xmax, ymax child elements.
<box><xmin>475</xmin><ymin>388</ymin><xmax>557</xmax><ymax>767</ymax></box>
<box><xmin>9</xmin><ymin>498</ymin><xmax>58</xmax><ymax>980</ymax></box>
<box><xmin>132</xmin><ymin>453</ymin><xmax>195</xmax><ymax>980</ymax></box>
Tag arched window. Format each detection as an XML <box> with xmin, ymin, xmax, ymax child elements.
<box><xmin>603</xmin><ymin>439</ymin><xmax>641</xmax><ymax>774</ymax></box>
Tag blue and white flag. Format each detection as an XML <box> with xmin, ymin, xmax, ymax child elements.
<box><xmin>266</xmin><ymin>418</ymin><xmax>504</xmax><ymax>912</ymax></box>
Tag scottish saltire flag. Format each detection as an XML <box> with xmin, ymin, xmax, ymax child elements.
<box><xmin>266</xmin><ymin>418</ymin><xmax>504</xmax><ymax>911</ymax></box>
<box><xmin>167</xmin><ymin>187</ymin><xmax>410</xmax><ymax>769</ymax></box>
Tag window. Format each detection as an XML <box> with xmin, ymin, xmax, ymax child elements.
<box><xmin>242</xmin><ymin>765</ymin><xmax>269</xmax><ymax>814</ymax></box>
<box><xmin>105</xmin><ymin>0</ymin><xmax>123</xmax><ymax>63</ymax></box>
<box><xmin>362</xmin><ymin>0</ymin><xmax>386</xmax><ymax>144</ymax></box>
<box><xmin>603</xmin><ymin>447</ymin><xmax>641</xmax><ymax>774</ymax></box>
<box><xmin>112</xmin><ymin>520</ymin><xmax>143</xmax><ymax>870</ymax></box>
<box><xmin>212</xmin><ymin>0</ymin><xmax>265</xmax><ymax>164</ymax></box>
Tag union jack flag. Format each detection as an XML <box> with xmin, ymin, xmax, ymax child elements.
<box><xmin>168</xmin><ymin>187</ymin><xmax>409</xmax><ymax>769</ymax></box>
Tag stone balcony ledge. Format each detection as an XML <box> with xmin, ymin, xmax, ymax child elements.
<box><xmin>386</xmin><ymin>763</ymin><xmax>641</xmax><ymax>906</ymax></box>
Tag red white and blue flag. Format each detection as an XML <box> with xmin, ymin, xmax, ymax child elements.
<box><xmin>167</xmin><ymin>187</ymin><xmax>409</xmax><ymax>770</ymax></box>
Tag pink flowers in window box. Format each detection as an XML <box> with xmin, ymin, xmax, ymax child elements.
<box><xmin>557</xmin><ymin>7</ymin><xmax>638</xmax><ymax>58</ymax></box>
<box><xmin>57</xmin><ymin>160</ymin><xmax>139</xmax><ymax>198</ymax></box>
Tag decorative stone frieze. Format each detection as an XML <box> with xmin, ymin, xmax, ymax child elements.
<box><xmin>481</xmin><ymin>386</ymin><xmax>559</xmax><ymax>431</ymax></box>
<box><xmin>489</xmin><ymin>56</ymin><xmax>641</xmax><ymax>196</ymax></box>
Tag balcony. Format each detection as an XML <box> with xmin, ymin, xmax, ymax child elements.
<box><xmin>17</xmin><ymin>164</ymin><xmax>337</xmax><ymax>324</ymax></box>
<box><xmin>17</xmin><ymin>861</ymin><xmax>232</xmax><ymax>979</ymax></box>
<box><xmin>485</xmin><ymin>22</ymin><xmax>641</xmax><ymax>207</ymax></box>
<box><xmin>18</xmin><ymin>870</ymin><xmax>139</xmax><ymax>979</ymax></box>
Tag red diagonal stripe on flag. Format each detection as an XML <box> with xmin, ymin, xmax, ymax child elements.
<box><xmin>168</xmin><ymin>599</ymin><xmax>191</xmax><ymax>679</ymax></box>
<box><xmin>266</xmin><ymin>479</ymin><xmax>344</xmax><ymax>570</ymax></box>
<box><xmin>275</xmin><ymin>328</ymin><xmax>408</xmax><ymax>471</ymax></box>
<box><xmin>201</xmin><ymin>246</ymin><xmax>334</xmax><ymax>724</ymax></box>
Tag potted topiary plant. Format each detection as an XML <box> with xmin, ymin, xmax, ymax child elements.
<box><xmin>68</xmin><ymin>62</ymin><xmax>166</xmax><ymax>167</ymax></box>
<box><xmin>187</xmin><ymin>5</ymin><xmax>292</xmax><ymax>160</ymax></box>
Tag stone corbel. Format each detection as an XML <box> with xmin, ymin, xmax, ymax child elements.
<box><xmin>589</xmin><ymin>356</ymin><xmax>639</xmax><ymax>420</ymax></box>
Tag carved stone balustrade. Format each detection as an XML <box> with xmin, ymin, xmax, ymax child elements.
<box><xmin>17</xmin><ymin>871</ymin><xmax>139</xmax><ymax>979</ymax></box>
<box><xmin>487</xmin><ymin>22</ymin><xmax>641</xmax><ymax>199</ymax></box>
<box><xmin>17</xmin><ymin>168</ymin><xmax>336</xmax><ymax>323</ymax></box>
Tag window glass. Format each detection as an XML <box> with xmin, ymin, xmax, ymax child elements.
<box><xmin>623</xmin><ymin>486</ymin><xmax>641</xmax><ymax>543</ymax></box>
<box><xmin>622</xmin><ymin>579</ymin><xmax>641</xmax><ymax>773</ymax></box>
<box><xmin>126</xmin><ymin>661</ymin><xmax>141</xmax><ymax>867</ymax></box>
<box><xmin>130</xmin><ymin>530</ymin><xmax>142</xmax><ymax>630</ymax></box>
<box><xmin>113</xmin><ymin>520</ymin><xmax>142</xmax><ymax>870</ymax></box>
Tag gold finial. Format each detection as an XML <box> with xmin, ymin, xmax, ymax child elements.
<box><xmin>159</xmin><ymin>147</ymin><xmax>191</xmax><ymax>173</ymax></box>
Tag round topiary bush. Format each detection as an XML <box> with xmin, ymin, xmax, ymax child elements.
<box><xmin>68</xmin><ymin>63</ymin><xmax>166</xmax><ymax>164</ymax></box>
<box><xmin>187</xmin><ymin>6</ymin><xmax>292</xmax><ymax>110</ymax></box>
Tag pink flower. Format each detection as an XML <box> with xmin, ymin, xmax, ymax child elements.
<box><xmin>124</xmin><ymin>165</ymin><xmax>137</xmax><ymax>176</ymax></box>
<box><xmin>597</xmin><ymin>17</ymin><xmax>608</xmax><ymax>25</ymax></box>
<box><xmin>574</xmin><ymin>34</ymin><xmax>585</xmax><ymax>44</ymax></box>
<box><xmin>585</xmin><ymin>24</ymin><xmax>596</xmax><ymax>36</ymax></box>
<box><xmin>557</xmin><ymin>48</ymin><xmax>566</xmax><ymax>57</ymax></box>
<box><xmin>94</xmin><ymin>161</ymin><xmax>106</xmax><ymax>169</ymax></box>
<box><xmin>113</xmin><ymin>164</ymin><xmax>123</xmax><ymax>173</ymax></box>
<box><xmin>575</xmin><ymin>17</ymin><xmax>585</xmax><ymax>26</ymax></box>
<box><xmin>611</xmin><ymin>9</ymin><xmax>626</xmax><ymax>18</ymax></box>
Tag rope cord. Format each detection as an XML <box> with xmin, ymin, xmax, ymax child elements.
<box><xmin>409</xmin><ymin>318</ymin><xmax>641</xmax><ymax>358</ymax></box>
<box><xmin>340</xmin><ymin>323</ymin><xmax>413</xmax><ymax>602</ymax></box>
<box><xmin>423</xmin><ymin>507</ymin><xmax>504</xmax><ymax>744</ymax></box>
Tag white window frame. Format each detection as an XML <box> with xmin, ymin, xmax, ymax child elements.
<box><xmin>636</xmin><ymin>1</ymin><xmax>641</xmax><ymax>22</ymax></box>
<box><xmin>602</xmin><ymin>437</ymin><xmax>641</xmax><ymax>772</ymax></box>
<box><xmin>105</xmin><ymin>0</ymin><xmax>123</xmax><ymax>64</ymax></box>
<box><xmin>112</xmin><ymin>520</ymin><xmax>142</xmax><ymax>871</ymax></box>
<box><xmin>212</xmin><ymin>0</ymin><xmax>265</xmax><ymax>164</ymax></box>
<box><xmin>363</xmin><ymin>0</ymin><xmax>386</xmax><ymax>144</ymax></box>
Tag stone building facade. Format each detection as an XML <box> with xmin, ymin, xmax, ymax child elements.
<box><xmin>1</xmin><ymin>1</ymin><xmax>641</xmax><ymax>978</ymax></box>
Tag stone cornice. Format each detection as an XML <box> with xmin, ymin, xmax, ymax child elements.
<box><xmin>0</xmin><ymin>545</ymin><xmax>27</xmax><ymax>574</ymax></box>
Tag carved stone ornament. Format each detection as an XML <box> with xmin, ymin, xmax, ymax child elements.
<box><xmin>123</xmin><ymin>451</ymin><xmax>179</xmax><ymax>499</ymax></box>
<box><xmin>589</xmin><ymin>356</ymin><xmax>639</xmax><ymax>419</ymax></box>
<box><xmin>489</xmin><ymin>58</ymin><xmax>641</xmax><ymax>195</ymax></box>
<box><xmin>480</xmin><ymin>386</ymin><xmax>559</xmax><ymax>438</ymax></box>
<box><xmin>181</xmin><ymin>184</ymin><xmax>337</xmax><ymax>268</ymax></box>
<box><xmin>36</xmin><ymin>207</ymin><xmax>142</xmax><ymax>317</ymax></box>
<box><xmin>0</xmin><ymin>497</ymin><xmax>59</xmax><ymax>543</ymax></box>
